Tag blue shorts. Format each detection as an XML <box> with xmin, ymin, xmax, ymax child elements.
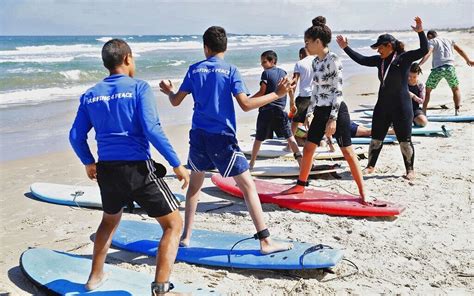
<box><xmin>187</xmin><ymin>129</ymin><xmax>249</xmax><ymax>178</ymax></box>
<box><xmin>350</xmin><ymin>121</ymin><xmax>359</xmax><ymax>137</ymax></box>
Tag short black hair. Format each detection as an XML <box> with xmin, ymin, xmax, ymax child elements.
<box><xmin>410</xmin><ymin>62</ymin><xmax>422</xmax><ymax>75</ymax></box>
<box><xmin>427</xmin><ymin>30</ymin><xmax>438</xmax><ymax>38</ymax></box>
<box><xmin>299</xmin><ymin>47</ymin><xmax>307</xmax><ymax>58</ymax></box>
<box><xmin>203</xmin><ymin>26</ymin><xmax>227</xmax><ymax>53</ymax></box>
<box><xmin>101</xmin><ymin>39</ymin><xmax>132</xmax><ymax>71</ymax></box>
<box><xmin>304</xmin><ymin>16</ymin><xmax>331</xmax><ymax>47</ymax></box>
<box><xmin>261</xmin><ymin>50</ymin><xmax>278</xmax><ymax>63</ymax></box>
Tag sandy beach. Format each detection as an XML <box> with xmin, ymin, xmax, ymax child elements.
<box><xmin>1</xmin><ymin>31</ymin><xmax>473</xmax><ymax>295</ymax></box>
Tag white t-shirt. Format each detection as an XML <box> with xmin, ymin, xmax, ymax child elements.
<box><xmin>429</xmin><ymin>37</ymin><xmax>455</xmax><ymax>69</ymax></box>
<box><xmin>293</xmin><ymin>55</ymin><xmax>315</xmax><ymax>97</ymax></box>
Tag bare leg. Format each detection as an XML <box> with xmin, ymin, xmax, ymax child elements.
<box><xmin>281</xmin><ymin>141</ymin><xmax>318</xmax><ymax>194</ymax></box>
<box><xmin>355</xmin><ymin>126</ymin><xmax>372</xmax><ymax>137</ymax></box>
<box><xmin>180</xmin><ymin>170</ymin><xmax>205</xmax><ymax>247</ymax></box>
<box><xmin>452</xmin><ymin>86</ymin><xmax>461</xmax><ymax>114</ymax></box>
<box><xmin>233</xmin><ymin>171</ymin><xmax>292</xmax><ymax>254</ymax></box>
<box><xmin>340</xmin><ymin>146</ymin><xmax>366</xmax><ymax>201</ymax></box>
<box><xmin>154</xmin><ymin>210</ymin><xmax>183</xmax><ymax>284</ymax></box>
<box><xmin>413</xmin><ymin>115</ymin><xmax>428</xmax><ymax>127</ymax></box>
<box><xmin>249</xmin><ymin>139</ymin><xmax>262</xmax><ymax>170</ymax></box>
<box><xmin>86</xmin><ymin>211</ymin><xmax>123</xmax><ymax>290</ymax></box>
<box><xmin>422</xmin><ymin>87</ymin><xmax>432</xmax><ymax>114</ymax></box>
<box><xmin>286</xmin><ymin>135</ymin><xmax>302</xmax><ymax>167</ymax></box>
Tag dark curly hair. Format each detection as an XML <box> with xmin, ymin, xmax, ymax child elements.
<box><xmin>203</xmin><ymin>26</ymin><xmax>227</xmax><ymax>53</ymax></box>
<box><xmin>304</xmin><ymin>16</ymin><xmax>331</xmax><ymax>47</ymax></box>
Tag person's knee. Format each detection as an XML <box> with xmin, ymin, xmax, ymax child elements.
<box><xmin>100</xmin><ymin>212</ymin><xmax>122</xmax><ymax>228</ymax></box>
<box><xmin>159</xmin><ymin>210</ymin><xmax>183</xmax><ymax>235</ymax></box>
<box><xmin>369</xmin><ymin>139</ymin><xmax>383</xmax><ymax>150</ymax></box>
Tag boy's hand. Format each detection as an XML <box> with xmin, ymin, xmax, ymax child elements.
<box><xmin>336</xmin><ymin>35</ymin><xmax>348</xmax><ymax>49</ymax></box>
<box><xmin>85</xmin><ymin>163</ymin><xmax>97</xmax><ymax>181</ymax></box>
<box><xmin>159</xmin><ymin>80</ymin><xmax>175</xmax><ymax>95</ymax></box>
<box><xmin>325</xmin><ymin>119</ymin><xmax>336</xmax><ymax>138</ymax></box>
<box><xmin>173</xmin><ymin>165</ymin><xmax>190</xmax><ymax>189</ymax></box>
<box><xmin>411</xmin><ymin>16</ymin><xmax>423</xmax><ymax>33</ymax></box>
<box><xmin>275</xmin><ymin>77</ymin><xmax>292</xmax><ymax>97</ymax></box>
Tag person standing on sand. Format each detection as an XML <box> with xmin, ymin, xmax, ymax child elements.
<box><xmin>249</xmin><ymin>50</ymin><xmax>302</xmax><ymax>170</ymax></box>
<box><xmin>336</xmin><ymin>17</ymin><xmax>428</xmax><ymax>180</ymax></box>
<box><xmin>418</xmin><ymin>30</ymin><xmax>474</xmax><ymax>115</ymax></box>
<box><xmin>69</xmin><ymin>39</ymin><xmax>189</xmax><ymax>295</ymax></box>
<box><xmin>281</xmin><ymin>16</ymin><xmax>367</xmax><ymax>203</ymax></box>
<box><xmin>159</xmin><ymin>26</ymin><xmax>293</xmax><ymax>254</ymax></box>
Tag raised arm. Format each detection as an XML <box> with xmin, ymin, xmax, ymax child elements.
<box><xmin>336</xmin><ymin>35</ymin><xmax>380</xmax><ymax>67</ymax></box>
<box><xmin>403</xmin><ymin>17</ymin><xmax>428</xmax><ymax>62</ymax></box>
<box><xmin>453</xmin><ymin>43</ymin><xmax>474</xmax><ymax>66</ymax></box>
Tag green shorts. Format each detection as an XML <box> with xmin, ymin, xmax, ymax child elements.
<box><xmin>426</xmin><ymin>65</ymin><xmax>459</xmax><ymax>89</ymax></box>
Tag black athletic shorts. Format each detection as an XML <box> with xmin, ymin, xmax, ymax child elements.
<box><xmin>307</xmin><ymin>101</ymin><xmax>352</xmax><ymax>147</ymax></box>
<box><xmin>292</xmin><ymin>96</ymin><xmax>311</xmax><ymax>123</ymax></box>
<box><xmin>96</xmin><ymin>160</ymin><xmax>180</xmax><ymax>217</ymax></box>
<box><xmin>256</xmin><ymin>108</ymin><xmax>292</xmax><ymax>141</ymax></box>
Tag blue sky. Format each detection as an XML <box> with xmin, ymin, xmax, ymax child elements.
<box><xmin>1</xmin><ymin>0</ymin><xmax>472</xmax><ymax>35</ymax></box>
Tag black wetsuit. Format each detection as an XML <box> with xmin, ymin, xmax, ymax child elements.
<box><xmin>343</xmin><ymin>31</ymin><xmax>428</xmax><ymax>171</ymax></box>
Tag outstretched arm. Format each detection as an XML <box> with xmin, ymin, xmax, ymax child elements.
<box><xmin>336</xmin><ymin>35</ymin><xmax>380</xmax><ymax>67</ymax></box>
<box><xmin>454</xmin><ymin>44</ymin><xmax>474</xmax><ymax>66</ymax></box>
<box><xmin>235</xmin><ymin>77</ymin><xmax>292</xmax><ymax>111</ymax></box>
<box><xmin>159</xmin><ymin>80</ymin><xmax>189</xmax><ymax>106</ymax></box>
<box><xmin>419</xmin><ymin>47</ymin><xmax>433</xmax><ymax>66</ymax></box>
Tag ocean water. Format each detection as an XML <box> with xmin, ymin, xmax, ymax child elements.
<box><xmin>0</xmin><ymin>33</ymin><xmax>410</xmax><ymax>162</ymax></box>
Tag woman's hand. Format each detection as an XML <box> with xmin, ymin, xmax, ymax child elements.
<box><xmin>336</xmin><ymin>35</ymin><xmax>348</xmax><ymax>49</ymax></box>
<box><xmin>411</xmin><ymin>16</ymin><xmax>423</xmax><ymax>33</ymax></box>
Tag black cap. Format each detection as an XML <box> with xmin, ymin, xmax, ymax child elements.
<box><xmin>370</xmin><ymin>34</ymin><xmax>396</xmax><ymax>49</ymax></box>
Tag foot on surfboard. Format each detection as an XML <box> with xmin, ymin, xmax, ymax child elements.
<box><xmin>85</xmin><ymin>272</ymin><xmax>109</xmax><ymax>291</ymax></box>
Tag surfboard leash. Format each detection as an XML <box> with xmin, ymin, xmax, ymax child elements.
<box><xmin>227</xmin><ymin>236</ymin><xmax>255</xmax><ymax>270</ymax></box>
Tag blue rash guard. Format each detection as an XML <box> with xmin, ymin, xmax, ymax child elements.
<box><xmin>69</xmin><ymin>74</ymin><xmax>181</xmax><ymax>167</ymax></box>
<box><xmin>178</xmin><ymin>56</ymin><xmax>249</xmax><ymax>135</ymax></box>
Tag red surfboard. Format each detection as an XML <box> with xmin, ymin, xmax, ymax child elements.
<box><xmin>211</xmin><ymin>174</ymin><xmax>404</xmax><ymax>217</ymax></box>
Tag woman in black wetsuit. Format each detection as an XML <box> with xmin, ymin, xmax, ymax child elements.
<box><xmin>336</xmin><ymin>17</ymin><xmax>428</xmax><ymax>180</ymax></box>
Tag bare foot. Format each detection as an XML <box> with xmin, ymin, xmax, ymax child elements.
<box><xmin>85</xmin><ymin>272</ymin><xmax>109</xmax><ymax>291</ymax></box>
<box><xmin>249</xmin><ymin>161</ymin><xmax>255</xmax><ymax>170</ymax></box>
<box><xmin>404</xmin><ymin>170</ymin><xmax>415</xmax><ymax>180</ymax></box>
<box><xmin>179</xmin><ymin>236</ymin><xmax>190</xmax><ymax>247</ymax></box>
<box><xmin>362</xmin><ymin>167</ymin><xmax>375</xmax><ymax>175</ymax></box>
<box><xmin>280</xmin><ymin>185</ymin><xmax>305</xmax><ymax>195</ymax></box>
<box><xmin>260</xmin><ymin>237</ymin><xmax>293</xmax><ymax>255</ymax></box>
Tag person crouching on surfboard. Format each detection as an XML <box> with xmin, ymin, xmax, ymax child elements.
<box><xmin>281</xmin><ymin>16</ymin><xmax>367</xmax><ymax>202</ymax></box>
<box><xmin>159</xmin><ymin>26</ymin><xmax>293</xmax><ymax>254</ymax></box>
<box><xmin>69</xmin><ymin>39</ymin><xmax>189</xmax><ymax>295</ymax></box>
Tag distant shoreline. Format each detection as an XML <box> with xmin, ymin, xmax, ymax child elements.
<box><xmin>1</xmin><ymin>27</ymin><xmax>472</xmax><ymax>37</ymax></box>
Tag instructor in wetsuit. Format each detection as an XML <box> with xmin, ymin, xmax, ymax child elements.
<box><xmin>336</xmin><ymin>17</ymin><xmax>428</xmax><ymax>180</ymax></box>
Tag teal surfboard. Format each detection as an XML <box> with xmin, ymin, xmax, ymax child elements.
<box><xmin>112</xmin><ymin>220</ymin><xmax>344</xmax><ymax>270</ymax></box>
<box><xmin>20</xmin><ymin>248</ymin><xmax>216</xmax><ymax>295</ymax></box>
<box><xmin>363</xmin><ymin>110</ymin><xmax>473</xmax><ymax>122</ymax></box>
<box><xmin>363</xmin><ymin>122</ymin><xmax>451</xmax><ymax>136</ymax></box>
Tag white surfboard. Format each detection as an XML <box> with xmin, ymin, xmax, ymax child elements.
<box><xmin>240</xmin><ymin>143</ymin><xmax>367</xmax><ymax>160</ymax></box>
<box><xmin>30</xmin><ymin>182</ymin><xmax>185</xmax><ymax>208</ymax></box>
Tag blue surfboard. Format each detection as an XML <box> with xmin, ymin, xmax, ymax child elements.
<box><xmin>20</xmin><ymin>248</ymin><xmax>216</xmax><ymax>295</ymax></box>
<box><xmin>112</xmin><ymin>220</ymin><xmax>344</xmax><ymax>270</ymax></box>
<box><xmin>363</xmin><ymin>110</ymin><xmax>473</xmax><ymax>122</ymax></box>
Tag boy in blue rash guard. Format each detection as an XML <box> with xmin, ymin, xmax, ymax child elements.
<box><xmin>69</xmin><ymin>39</ymin><xmax>189</xmax><ymax>295</ymax></box>
<box><xmin>249</xmin><ymin>50</ymin><xmax>302</xmax><ymax>170</ymax></box>
<box><xmin>159</xmin><ymin>26</ymin><xmax>293</xmax><ymax>254</ymax></box>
